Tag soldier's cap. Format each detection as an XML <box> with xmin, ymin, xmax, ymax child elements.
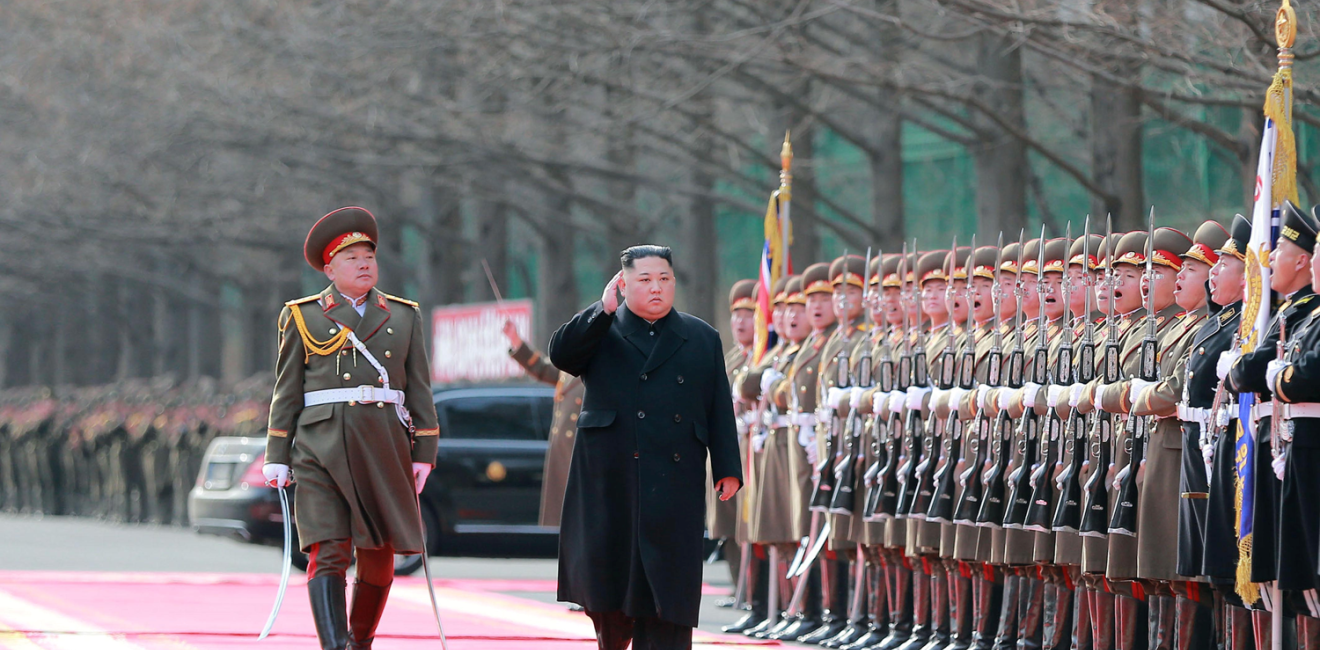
<box><xmin>904</xmin><ymin>252</ymin><xmax>919</xmax><ymax>284</ymax></box>
<box><xmin>1096</xmin><ymin>232</ymin><xmax>1125</xmax><ymax>269</ymax></box>
<box><xmin>772</xmin><ymin>275</ymin><xmax>795</xmax><ymax>305</ymax></box>
<box><xmin>729</xmin><ymin>279</ymin><xmax>757</xmax><ymax>312</ymax></box>
<box><xmin>1218</xmin><ymin>214</ymin><xmax>1250</xmax><ymax>261</ymax></box>
<box><xmin>917</xmin><ymin>250</ymin><xmax>951</xmax><ymax>285</ymax></box>
<box><xmin>304</xmin><ymin>207</ymin><xmax>379</xmax><ymax>270</ymax></box>
<box><xmin>950</xmin><ymin>246</ymin><xmax>973</xmax><ymax>280</ymax></box>
<box><xmin>867</xmin><ymin>255</ymin><xmax>883</xmax><ymax>286</ymax></box>
<box><xmin>999</xmin><ymin>242</ymin><xmax>1022</xmax><ymax>275</ymax></box>
<box><xmin>1110</xmin><ymin>231</ymin><xmax>1148</xmax><ymax>267</ymax></box>
<box><xmin>1183</xmin><ymin>221</ymin><xmax>1229</xmax><ymax>266</ymax></box>
<box><xmin>830</xmin><ymin>255</ymin><xmax>867</xmax><ymax>288</ymax></box>
<box><xmin>880</xmin><ymin>254</ymin><xmax>903</xmax><ymax>287</ymax></box>
<box><xmin>1040</xmin><ymin>238</ymin><xmax>1070</xmax><ymax>273</ymax></box>
<box><xmin>1069</xmin><ymin>234</ymin><xmax>1105</xmax><ymax>270</ymax></box>
<box><xmin>1149</xmin><ymin>227</ymin><xmax>1193</xmax><ymax>269</ymax></box>
<box><xmin>1280</xmin><ymin>200</ymin><xmax>1318</xmax><ymax>252</ymax></box>
<box><xmin>785</xmin><ymin>275</ymin><xmax>807</xmax><ymax>304</ymax></box>
<box><xmin>803</xmin><ymin>262</ymin><xmax>833</xmax><ymax>296</ymax></box>
<box><xmin>1020</xmin><ymin>239</ymin><xmax>1042</xmax><ymax>274</ymax></box>
<box><xmin>970</xmin><ymin>245</ymin><xmax>1000</xmax><ymax>280</ymax></box>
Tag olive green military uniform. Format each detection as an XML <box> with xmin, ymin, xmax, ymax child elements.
<box><xmin>508</xmin><ymin>341</ymin><xmax>584</xmax><ymax>528</ymax></box>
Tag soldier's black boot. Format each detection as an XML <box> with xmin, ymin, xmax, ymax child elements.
<box><xmin>896</xmin><ymin>566</ymin><xmax>933</xmax><ymax>650</ymax></box>
<box><xmin>1249</xmin><ymin>607</ymin><xmax>1270</xmax><ymax>650</ymax></box>
<box><xmin>823</xmin><ymin>558</ymin><xmax>868</xmax><ymax>648</ymax></box>
<box><xmin>1148</xmin><ymin>594</ymin><xmax>1174</xmax><ymax>650</ymax></box>
<box><xmin>946</xmin><ymin>567</ymin><xmax>973</xmax><ymax>650</ymax></box>
<box><xmin>1172</xmin><ymin>591</ymin><xmax>1210</xmax><ymax>650</ymax></box>
<box><xmin>919</xmin><ymin>562</ymin><xmax>950</xmax><ymax>650</ymax></box>
<box><xmin>803</xmin><ymin>559</ymin><xmax>853</xmax><ymax>644</ymax></box>
<box><xmin>990</xmin><ymin>571</ymin><xmax>1020</xmax><ymax>650</ymax></box>
<box><xmin>877</xmin><ymin>556</ymin><xmax>916</xmax><ymax>650</ymax></box>
<box><xmin>845</xmin><ymin>562</ymin><xmax>888</xmax><ymax>649</ymax></box>
<box><xmin>1091</xmin><ymin>588</ymin><xmax>1116</xmax><ymax>650</ymax></box>
<box><xmin>1040</xmin><ymin>581</ymin><xmax>1072</xmax><ymax>650</ymax></box>
<box><xmin>308</xmin><ymin>575</ymin><xmax>349</xmax><ymax>650</ymax></box>
<box><xmin>1015</xmin><ymin>573</ymin><xmax>1044</xmax><ymax>650</ymax></box>
<box><xmin>768</xmin><ymin>563</ymin><xmax>823</xmax><ymax>640</ymax></box>
<box><xmin>971</xmin><ymin>569</ymin><xmax>1002</xmax><ymax>650</ymax></box>
<box><xmin>726</xmin><ymin>556</ymin><xmax>769</xmax><ymax>634</ymax></box>
<box><xmin>1297</xmin><ymin>615</ymin><xmax>1320</xmax><ymax>650</ymax></box>
<box><xmin>348</xmin><ymin>580</ymin><xmax>391</xmax><ymax>650</ymax></box>
<box><xmin>1224</xmin><ymin>602</ymin><xmax>1251</xmax><ymax>650</ymax></box>
<box><xmin>1072</xmin><ymin>586</ymin><xmax>1093</xmax><ymax>650</ymax></box>
<box><xmin>1114</xmin><ymin>594</ymin><xmax>1147</xmax><ymax>650</ymax></box>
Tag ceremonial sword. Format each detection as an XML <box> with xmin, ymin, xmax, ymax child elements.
<box><xmin>418</xmin><ymin>497</ymin><xmax>452</xmax><ymax>650</ymax></box>
<box><xmin>258</xmin><ymin>485</ymin><xmax>293</xmax><ymax>641</ymax></box>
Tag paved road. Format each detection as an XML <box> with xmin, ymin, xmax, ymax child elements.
<box><xmin>0</xmin><ymin>514</ymin><xmax>748</xmax><ymax>636</ymax></box>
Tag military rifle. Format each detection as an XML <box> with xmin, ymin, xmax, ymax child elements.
<box><xmin>928</xmin><ymin>237</ymin><xmax>973</xmax><ymax>523</ymax></box>
<box><xmin>809</xmin><ymin>254</ymin><xmax>854</xmax><ymax>513</ymax></box>
<box><xmin>896</xmin><ymin>241</ymin><xmax>928</xmax><ymax>517</ymax></box>
<box><xmin>913</xmin><ymin>242</ymin><xmax>958</xmax><ymax>517</ymax></box>
<box><xmin>1026</xmin><ymin>225</ymin><xmax>1073</xmax><ymax>532</ymax></box>
<box><xmin>1053</xmin><ymin>217</ymin><xmax>1095</xmax><ymax>532</ymax></box>
<box><xmin>1109</xmin><ymin>209</ymin><xmax>1159</xmax><ymax>537</ymax></box>
<box><xmin>1080</xmin><ymin>215</ymin><xmax>1120</xmax><ymax>538</ymax></box>
<box><xmin>955</xmin><ymin>234</ymin><xmax>1001</xmax><ymax>525</ymax></box>
<box><xmin>1004</xmin><ymin>225</ymin><xmax>1050</xmax><ymax>528</ymax></box>
<box><xmin>977</xmin><ymin>230</ymin><xmax>1025</xmax><ymax>527</ymax></box>
<box><xmin>871</xmin><ymin>247</ymin><xmax>911</xmax><ymax>519</ymax></box>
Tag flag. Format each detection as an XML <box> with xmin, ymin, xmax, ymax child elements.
<box><xmin>752</xmin><ymin>189</ymin><xmax>790</xmax><ymax>365</ymax></box>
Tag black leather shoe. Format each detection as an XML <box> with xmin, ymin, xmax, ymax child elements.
<box><xmin>801</xmin><ymin>617</ymin><xmax>852</xmax><ymax>644</ymax></box>
<box><xmin>823</xmin><ymin>621</ymin><xmax>868</xmax><ymax>648</ymax></box>
<box><xmin>308</xmin><ymin>575</ymin><xmax>349</xmax><ymax>650</ymax></box>
<box><xmin>724</xmin><ymin>610</ymin><xmax>767</xmax><ymax>635</ymax></box>
<box><xmin>769</xmin><ymin>615</ymin><xmax>820</xmax><ymax>640</ymax></box>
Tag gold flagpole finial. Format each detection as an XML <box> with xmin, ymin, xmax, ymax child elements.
<box><xmin>1277</xmin><ymin>0</ymin><xmax>1297</xmax><ymax>51</ymax></box>
<box><xmin>781</xmin><ymin>131</ymin><xmax>793</xmax><ymax>173</ymax></box>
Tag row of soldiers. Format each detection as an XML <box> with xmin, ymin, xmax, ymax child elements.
<box><xmin>0</xmin><ymin>377</ymin><xmax>272</xmax><ymax>526</ymax></box>
<box><xmin>713</xmin><ymin>204</ymin><xmax>1320</xmax><ymax>650</ymax></box>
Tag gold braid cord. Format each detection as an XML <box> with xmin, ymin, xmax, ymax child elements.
<box><xmin>288</xmin><ymin>304</ymin><xmax>351</xmax><ymax>364</ymax></box>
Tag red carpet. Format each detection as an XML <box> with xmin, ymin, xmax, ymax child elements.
<box><xmin>0</xmin><ymin>572</ymin><xmax>778</xmax><ymax>649</ymax></box>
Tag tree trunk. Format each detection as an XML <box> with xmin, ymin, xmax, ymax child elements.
<box><xmin>867</xmin><ymin>0</ymin><xmax>905</xmax><ymax>250</ymax></box>
<box><xmin>788</xmin><ymin>123</ymin><xmax>819</xmax><ymax>265</ymax></box>
<box><xmin>971</xmin><ymin>33</ymin><xmax>1029</xmax><ymax>237</ymax></box>
<box><xmin>1089</xmin><ymin>75</ymin><xmax>1144</xmax><ymax>231</ymax></box>
<box><xmin>219</xmin><ymin>281</ymin><xmax>248</xmax><ymax>387</ymax></box>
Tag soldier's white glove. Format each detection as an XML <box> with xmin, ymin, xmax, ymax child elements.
<box><xmin>849</xmin><ymin>387</ymin><xmax>865</xmax><ymax>410</ymax></box>
<box><xmin>752</xmin><ymin>431</ymin><xmax>769</xmax><ymax>453</ymax></box>
<box><xmin>798</xmin><ymin>426</ymin><xmax>816</xmax><ymax>451</ymax></box>
<box><xmin>1272</xmin><ymin>453</ymin><xmax>1286</xmax><ymax>482</ymax></box>
<box><xmin>826</xmin><ymin>387</ymin><xmax>848</xmax><ymax>412</ymax></box>
<box><xmin>1094</xmin><ymin>383</ymin><xmax>1115</xmax><ymax>409</ymax></box>
<box><xmin>804</xmin><ymin>438</ymin><xmax>819</xmax><ymax>466</ymax></box>
<box><xmin>735</xmin><ymin>417</ymin><xmax>750</xmax><ymax>435</ymax></box>
<box><xmin>761</xmin><ymin>369</ymin><xmax>785</xmax><ymax>395</ymax></box>
<box><xmin>412</xmin><ymin>463</ymin><xmax>432</xmax><ymax>495</ymax></box>
<box><xmin>1266</xmin><ymin>360</ymin><xmax>1289</xmax><ymax>392</ymax></box>
<box><xmin>948</xmin><ymin>387</ymin><xmax>969</xmax><ymax>413</ymax></box>
<box><xmin>873</xmin><ymin>393</ymin><xmax>887</xmax><ymax>415</ymax></box>
<box><xmin>996</xmin><ymin>389</ymin><xmax>1013</xmax><ymax>412</ymax></box>
<box><xmin>889</xmin><ymin>391</ymin><xmax>906</xmax><ymax>414</ymax></box>
<box><xmin>1068</xmin><ymin>383</ymin><xmax>1087</xmax><ymax>408</ymax></box>
<box><xmin>1202</xmin><ymin>436</ymin><xmax>1216</xmax><ymax>470</ymax></box>
<box><xmin>1046</xmin><ymin>385</ymin><xmax>1067</xmax><ymax>408</ymax></box>
<box><xmin>1216</xmin><ymin>350</ymin><xmax>1240</xmax><ymax>381</ymax></box>
<box><xmin>1128</xmin><ymin>378</ymin><xmax>1155</xmax><ymax>404</ymax></box>
<box><xmin>262</xmin><ymin>463</ymin><xmax>291</xmax><ymax>488</ymax></box>
<box><xmin>977</xmin><ymin>385</ymin><xmax>993</xmax><ymax>410</ymax></box>
<box><xmin>1021</xmin><ymin>382</ymin><xmax>1042</xmax><ymax>408</ymax></box>
<box><xmin>906</xmin><ymin>386</ymin><xmax>931</xmax><ymax>411</ymax></box>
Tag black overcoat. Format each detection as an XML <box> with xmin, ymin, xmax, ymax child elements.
<box><xmin>548</xmin><ymin>302</ymin><xmax>743</xmax><ymax>627</ymax></box>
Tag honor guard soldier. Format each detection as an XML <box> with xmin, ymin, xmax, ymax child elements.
<box><xmin>1198</xmin><ymin>216</ymin><xmax>1254</xmax><ymax>649</ymax></box>
<box><xmin>1259</xmin><ymin>205</ymin><xmax>1320</xmax><ymax>648</ymax></box>
<box><xmin>1222</xmin><ymin>201</ymin><xmax>1318</xmax><ymax>632</ymax></box>
<box><xmin>711</xmin><ymin>279</ymin><xmax>757</xmax><ymax>596</ymax></box>
<box><xmin>504</xmin><ymin>320</ymin><xmax>584</xmax><ymax>528</ymax></box>
<box><xmin>263</xmin><ymin>207</ymin><xmax>440</xmax><ymax>650</ymax></box>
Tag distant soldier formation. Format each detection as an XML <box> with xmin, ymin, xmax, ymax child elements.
<box><xmin>0</xmin><ymin>376</ymin><xmax>271</xmax><ymax>525</ymax></box>
<box><xmin>702</xmin><ymin>205</ymin><xmax>1320</xmax><ymax>650</ymax></box>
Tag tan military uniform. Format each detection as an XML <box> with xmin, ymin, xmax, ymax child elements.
<box><xmin>771</xmin><ymin>323</ymin><xmax>836</xmax><ymax>540</ymax></box>
<box><xmin>708</xmin><ymin>345</ymin><xmax>751</xmax><ymax>541</ymax></box>
<box><xmin>740</xmin><ymin>340</ymin><xmax>802</xmax><ymax>544</ymax></box>
<box><xmin>266</xmin><ymin>286</ymin><xmax>439</xmax><ymax>554</ymax></box>
<box><xmin>508</xmin><ymin>342</ymin><xmax>584</xmax><ymax>527</ymax></box>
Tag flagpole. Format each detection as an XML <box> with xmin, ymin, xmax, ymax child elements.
<box><xmin>780</xmin><ymin>132</ymin><xmax>793</xmax><ymax>277</ymax></box>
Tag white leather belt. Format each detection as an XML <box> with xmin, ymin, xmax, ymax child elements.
<box><xmin>1280</xmin><ymin>403</ymin><xmax>1320</xmax><ymax>419</ymax></box>
<box><xmin>1177</xmin><ymin>404</ymin><xmax>1213</xmax><ymax>428</ymax></box>
<box><xmin>793</xmin><ymin>412</ymin><xmax>818</xmax><ymax>427</ymax></box>
<box><xmin>305</xmin><ymin>386</ymin><xmax>405</xmax><ymax>407</ymax></box>
<box><xmin>1252</xmin><ymin>402</ymin><xmax>1273</xmax><ymax>423</ymax></box>
<box><xmin>772</xmin><ymin>415</ymin><xmax>793</xmax><ymax>428</ymax></box>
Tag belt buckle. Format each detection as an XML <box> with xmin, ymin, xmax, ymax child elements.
<box><xmin>357</xmin><ymin>385</ymin><xmax>374</xmax><ymax>403</ymax></box>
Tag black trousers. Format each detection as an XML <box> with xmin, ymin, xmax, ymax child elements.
<box><xmin>586</xmin><ymin>609</ymin><xmax>693</xmax><ymax>650</ymax></box>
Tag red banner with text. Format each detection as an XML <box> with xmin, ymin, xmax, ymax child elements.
<box><xmin>430</xmin><ymin>299</ymin><xmax>535</xmax><ymax>383</ymax></box>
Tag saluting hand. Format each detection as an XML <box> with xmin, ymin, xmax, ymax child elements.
<box><xmin>602</xmin><ymin>271</ymin><xmax>623</xmax><ymax>314</ymax></box>
<box><xmin>502</xmin><ymin>319</ymin><xmax>522</xmax><ymax>349</ymax></box>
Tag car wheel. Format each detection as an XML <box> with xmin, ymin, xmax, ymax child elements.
<box><xmin>393</xmin><ymin>553</ymin><xmax>424</xmax><ymax>577</ymax></box>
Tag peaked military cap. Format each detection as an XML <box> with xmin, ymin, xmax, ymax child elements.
<box><xmin>880</xmin><ymin>254</ymin><xmax>903</xmax><ymax>287</ymax></box>
<box><xmin>1040</xmin><ymin>238</ymin><xmax>1070</xmax><ymax>273</ymax></box>
<box><xmin>1183</xmin><ymin>221</ymin><xmax>1230</xmax><ymax>266</ymax></box>
<box><xmin>772</xmin><ymin>275</ymin><xmax>795</xmax><ymax>305</ymax></box>
<box><xmin>970</xmin><ymin>245</ymin><xmax>1000</xmax><ymax>280</ymax></box>
<box><xmin>1020</xmin><ymin>239</ymin><xmax>1043</xmax><ymax>274</ymax></box>
<box><xmin>830</xmin><ymin>255</ymin><xmax>867</xmax><ymax>288</ymax></box>
<box><xmin>1281</xmin><ymin>200</ymin><xmax>1317</xmax><ymax>252</ymax></box>
<box><xmin>918</xmin><ymin>250</ymin><xmax>951</xmax><ymax>285</ymax></box>
<box><xmin>1218</xmin><ymin>214</ymin><xmax>1250</xmax><ymax>261</ymax></box>
<box><xmin>1150</xmin><ymin>227</ymin><xmax>1193</xmax><ymax>269</ymax></box>
<box><xmin>803</xmin><ymin>262</ymin><xmax>833</xmax><ymax>295</ymax></box>
<box><xmin>1069</xmin><ymin>235</ymin><xmax>1105</xmax><ymax>270</ymax></box>
<box><xmin>1112</xmin><ymin>231</ymin><xmax>1150</xmax><ymax>267</ymax></box>
<box><xmin>304</xmin><ymin>207</ymin><xmax>379</xmax><ymax>270</ymax></box>
<box><xmin>785</xmin><ymin>275</ymin><xmax>807</xmax><ymax>304</ymax></box>
<box><xmin>729</xmin><ymin>279</ymin><xmax>757</xmax><ymax>312</ymax></box>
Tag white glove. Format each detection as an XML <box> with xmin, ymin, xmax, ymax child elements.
<box><xmin>849</xmin><ymin>387</ymin><xmax>865</xmax><ymax>410</ymax></box>
<box><xmin>1021</xmin><ymin>382</ymin><xmax>1042</xmax><ymax>408</ymax></box>
<box><xmin>996</xmin><ymin>389</ymin><xmax>1013</xmax><ymax>412</ymax></box>
<box><xmin>262</xmin><ymin>463</ymin><xmax>291</xmax><ymax>488</ymax></box>
<box><xmin>1272</xmin><ymin>453</ymin><xmax>1286</xmax><ymax>482</ymax></box>
<box><xmin>805</xmin><ymin>440</ymin><xmax>820</xmax><ymax>466</ymax></box>
<box><xmin>760</xmin><ymin>369</ymin><xmax>784</xmax><ymax>395</ymax></box>
<box><xmin>1202</xmin><ymin>437</ymin><xmax>1216</xmax><ymax>469</ymax></box>
<box><xmin>752</xmin><ymin>431</ymin><xmax>769</xmax><ymax>453</ymax></box>
<box><xmin>1095</xmin><ymin>383</ymin><xmax>1114</xmax><ymax>408</ymax></box>
<box><xmin>1216</xmin><ymin>350</ymin><xmax>1240</xmax><ymax>381</ymax></box>
<box><xmin>735</xmin><ymin>417</ymin><xmax>750</xmax><ymax>435</ymax></box>
<box><xmin>826</xmin><ymin>387</ymin><xmax>847</xmax><ymax>412</ymax></box>
<box><xmin>889</xmin><ymin>391</ymin><xmax>906</xmax><ymax>414</ymax></box>
<box><xmin>929</xmin><ymin>387</ymin><xmax>947</xmax><ymax>406</ymax></box>
<box><xmin>977</xmin><ymin>385</ymin><xmax>992</xmax><ymax>410</ymax></box>
<box><xmin>1266</xmin><ymin>360</ymin><xmax>1289</xmax><ymax>391</ymax></box>
<box><xmin>1046</xmin><ymin>385</ymin><xmax>1067</xmax><ymax>408</ymax></box>
<box><xmin>906</xmin><ymin>386</ymin><xmax>931</xmax><ymax>411</ymax></box>
<box><xmin>1069</xmin><ymin>383</ymin><xmax>1086</xmax><ymax>408</ymax></box>
<box><xmin>798</xmin><ymin>426</ymin><xmax>816</xmax><ymax>450</ymax></box>
<box><xmin>412</xmin><ymin>463</ymin><xmax>432</xmax><ymax>495</ymax></box>
<box><xmin>948</xmin><ymin>387</ymin><xmax>968</xmax><ymax>413</ymax></box>
<box><xmin>873</xmin><ymin>393</ymin><xmax>887</xmax><ymax>415</ymax></box>
<box><xmin>1128</xmin><ymin>378</ymin><xmax>1155</xmax><ymax>404</ymax></box>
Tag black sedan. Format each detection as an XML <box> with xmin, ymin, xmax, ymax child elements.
<box><xmin>187</xmin><ymin>383</ymin><xmax>557</xmax><ymax>574</ymax></box>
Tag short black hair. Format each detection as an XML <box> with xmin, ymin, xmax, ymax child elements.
<box><xmin>620</xmin><ymin>245</ymin><xmax>674</xmax><ymax>270</ymax></box>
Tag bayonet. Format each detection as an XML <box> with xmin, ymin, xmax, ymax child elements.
<box><xmin>1080</xmin><ymin>214</ymin><xmax>1119</xmax><ymax>537</ymax></box>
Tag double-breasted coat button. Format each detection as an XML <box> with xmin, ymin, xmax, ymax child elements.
<box><xmin>377</xmin><ymin>402</ymin><xmax>384</xmax><ymax>409</ymax></box>
<box><xmin>641</xmin><ymin>373</ymin><xmax>648</xmax><ymax>381</ymax></box>
<box><xmin>385</xmin><ymin>351</ymin><xmax>392</xmax><ymax>358</ymax></box>
<box><xmin>677</xmin><ymin>375</ymin><xmax>684</xmax><ymax>384</ymax></box>
<box><xmin>638</xmin><ymin>411</ymin><xmax>646</xmax><ymax>419</ymax></box>
<box><xmin>570</xmin><ymin>413</ymin><xmax>579</xmax><ymax>422</ymax></box>
<box><xmin>633</xmin><ymin>451</ymin><xmax>639</xmax><ymax>458</ymax></box>
<box><xmin>343</xmin><ymin>373</ymin><xmax>352</xmax><ymax>381</ymax></box>
<box><xmin>348</xmin><ymin>401</ymin><xmax>357</xmax><ymax>406</ymax></box>
<box><xmin>342</xmin><ymin>350</ymin><xmax>349</xmax><ymax>356</ymax></box>
<box><xmin>673</xmin><ymin>453</ymin><xmax>681</xmax><ymax>462</ymax></box>
<box><xmin>673</xmin><ymin>414</ymin><xmax>682</xmax><ymax>423</ymax></box>
<box><xmin>387</xmin><ymin>328</ymin><xmax>394</xmax><ymax>335</ymax></box>
<box><xmin>329</xmin><ymin>327</ymin><xmax>338</xmax><ymax>334</ymax></box>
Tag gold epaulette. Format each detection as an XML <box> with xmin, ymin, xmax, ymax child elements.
<box><xmin>285</xmin><ymin>295</ymin><xmax>321</xmax><ymax>307</ymax></box>
<box><xmin>381</xmin><ymin>292</ymin><xmax>419</xmax><ymax>308</ymax></box>
<box><xmin>279</xmin><ymin>296</ymin><xmax>320</xmax><ymax>332</ymax></box>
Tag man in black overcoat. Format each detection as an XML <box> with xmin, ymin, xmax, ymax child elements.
<box><xmin>549</xmin><ymin>245</ymin><xmax>744</xmax><ymax>650</ymax></box>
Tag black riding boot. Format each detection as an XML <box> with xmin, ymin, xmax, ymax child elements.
<box><xmin>308</xmin><ymin>575</ymin><xmax>349</xmax><ymax>650</ymax></box>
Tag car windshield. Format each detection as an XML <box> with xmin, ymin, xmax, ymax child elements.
<box><xmin>436</xmin><ymin>393</ymin><xmax>551</xmax><ymax>441</ymax></box>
